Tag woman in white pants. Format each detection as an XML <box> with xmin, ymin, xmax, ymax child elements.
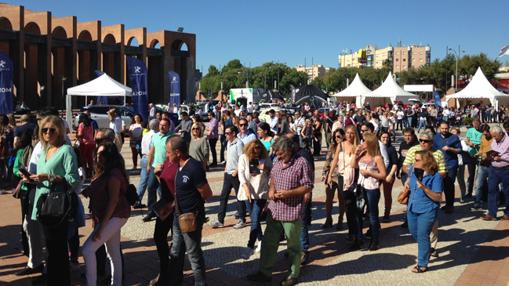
<box><xmin>82</xmin><ymin>142</ymin><xmax>131</xmax><ymax>286</ymax></box>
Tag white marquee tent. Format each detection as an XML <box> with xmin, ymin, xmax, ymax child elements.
<box><xmin>445</xmin><ymin>67</ymin><xmax>508</xmax><ymax>109</ymax></box>
<box><xmin>65</xmin><ymin>73</ymin><xmax>133</xmax><ymax>129</ymax></box>
<box><xmin>331</xmin><ymin>73</ymin><xmax>371</xmax><ymax>107</ymax></box>
<box><xmin>363</xmin><ymin>72</ymin><xmax>417</xmax><ymax>105</ymax></box>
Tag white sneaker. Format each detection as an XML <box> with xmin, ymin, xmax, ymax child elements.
<box><xmin>255</xmin><ymin>240</ymin><xmax>262</xmax><ymax>253</ymax></box>
<box><xmin>233</xmin><ymin>219</ymin><xmax>246</xmax><ymax>229</ymax></box>
<box><xmin>210</xmin><ymin>220</ymin><xmax>224</xmax><ymax>228</ymax></box>
<box><xmin>241</xmin><ymin>247</ymin><xmax>254</xmax><ymax>260</ymax></box>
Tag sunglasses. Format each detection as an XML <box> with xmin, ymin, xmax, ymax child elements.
<box><xmin>225</xmin><ymin>131</ymin><xmax>233</xmax><ymax>135</ymax></box>
<box><xmin>419</xmin><ymin>139</ymin><xmax>432</xmax><ymax>143</ymax></box>
<box><xmin>335</xmin><ymin>136</ymin><xmax>342</xmax><ymax>139</ymax></box>
<box><xmin>41</xmin><ymin>127</ymin><xmax>56</xmax><ymax>134</ymax></box>
<box><xmin>192</xmin><ymin>128</ymin><xmax>200</xmax><ymax>131</ymax></box>
<box><xmin>239</xmin><ymin>124</ymin><xmax>247</xmax><ymax>127</ymax></box>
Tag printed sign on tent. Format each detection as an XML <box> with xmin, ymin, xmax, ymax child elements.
<box><xmin>0</xmin><ymin>53</ymin><xmax>14</xmax><ymax>114</ymax></box>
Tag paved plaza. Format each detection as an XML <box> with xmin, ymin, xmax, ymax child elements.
<box><xmin>1</xmin><ymin>142</ymin><xmax>509</xmax><ymax>286</ymax></box>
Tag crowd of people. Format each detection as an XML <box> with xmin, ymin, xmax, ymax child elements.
<box><xmin>3</xmin><ymin>100</ymin><xmax>509</xmax><ymax>286</ymax></box>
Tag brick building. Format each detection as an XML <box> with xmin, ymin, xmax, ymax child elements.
<box><xmin>0</xmin><ymin>3</ymin><xmax>196</xmax><ymax>109</ymax></box>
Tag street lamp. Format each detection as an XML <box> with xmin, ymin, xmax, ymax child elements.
<box><xmin>448</xmin><ymin>46</ymin><xmax>465</xmax><ymax>90</ymax></box>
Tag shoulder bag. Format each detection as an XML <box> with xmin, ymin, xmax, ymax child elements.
<box><xmin>37</xmin><ymin>181</ymin><xmax>73</xmax><ymax>228</ymax></box>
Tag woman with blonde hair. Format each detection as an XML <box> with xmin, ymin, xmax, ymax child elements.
<box><xmin>327</xmin><ymin>125</ymin><xmax>360</xmax><ymax>235</ymax></box>
<box><xmin>237</xmin><ymin>139</ymin><xmax>272</xmax><ymax>259</ymax></box>
<box><xmin>189</xmin><ymin>123</ymin><xmax>210</xmax><ymax>170</ymax></box>
<box><xmin>28</xmin><ymin>115</ymin><xmax>79</xmax><ymax>285</ymax></box>
<box><xmin>403</xmin><ymin>150</ymin><xmax>443</xmax><ymax>273</ymax></box>
<box><xmin>351</xmin><ymin>131</ymin><xmax>387</xmax><ymax>251</ymax></box>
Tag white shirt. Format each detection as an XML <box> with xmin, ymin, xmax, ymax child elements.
<box><xmin>141</xmin><ymin>130</ymin><xmax>155</xmax><ymax>156</ymax></box>
<box><xmin>28</xmin><ymin>141</ymin><xmax>43</xmax><ymax>174</ymax></box>
<box><xmin>109</xmin><ymin>116</ymin><xmax>123</xmax><ymax>135</ymax></box>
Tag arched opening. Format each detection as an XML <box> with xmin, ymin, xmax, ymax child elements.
<box><xmin>52</xmin><ymin>26</ymin><xmax>67</xmax><ymax>39</ymax></box>
<box><xmin>0</xmin><ymin>17</ymin><xmax>13</xmax><ymax>31</ymax></box>
<box><xmin>180</xmin><ymin>42</ymin><xmax>189</xmax><ymax>52</ymax></box>
<box><xmin>127</xmin><ymin>36</ymin><xmax>139</xmax><ymax>47</ymax></box>
<box><xmin>24</xmin><ymin>22</ymin><xmax>41</xmax><ymax>35</ymax></box>
<box><xmin>103</xmin><ymin>34</ymin><xmax>116</xmax><ymax>45</ymax></box>
<box><xmin>78</xmin><ymin>30</ymin><xmax>92</xmax><ymax>42</ymax></box>
<box><xmin>171</xmin><ymin>40</ymin><xmax>190</xmax><ymax>54</ymax></box>
<box><xmin>149</xmin><ymin>39</ymin><xmax>160</xmax><ymax>49</ymax></box>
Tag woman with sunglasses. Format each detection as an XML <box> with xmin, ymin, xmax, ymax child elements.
<box><xmin>189</xmin><ymin>123</ymin><xmax>210</xmax><ymax>170</ymax></box>
<box><xmin>28</xmin><ymin>115</ymin><xmax>79</xmax><ymax>286</ymax></box>
<box><xmin>322</xmin><ymin>128</ymin><xmax>346</xmax><ymax>229</ymax></box>
<box><xmin>406</xmin><ymin>150</ymin><xmax>443</xmax><ymax>273</ymax></box>
<box><xmin>82</xmin><ymin>141</ymin><xmax>131</xmax><ymax>286</ymax></box>
<box><xmin>379</xmin><ymin>130</ymin><xmax>399</xmax><ymax>222</ymax></box>
<box><xmin>328</xmin><ymin>125</ymin><xmax>360</xmax><ymax>243</ymax></box>
<box><xmin>237</xmin><ymin>139</ymin><xmax>272</xmax><ymax>259</ymax></box>
<box><xmin>351</xmin><ymin>132</ymin><xmax>387</xmax><ymax>251</ymax></box>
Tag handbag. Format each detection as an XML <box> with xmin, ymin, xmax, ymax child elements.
<box><xmin>125</xmin><ymin>184</ymin><xmax>139</xmax><ymax>206</ymax></box>
<box><xmin>175</xmin><ymin>198</ymin><xmax>197</xmax><ymax>233</ymax></box>
<box><xmin>398</xmin><ymin>189</ymin><xmax>410</xmax><ymax>205</ymax></box>
<box><xmin>37</xmin><ymin>181</ymin><xmax>73</xmax><ymax>228</ymax></box>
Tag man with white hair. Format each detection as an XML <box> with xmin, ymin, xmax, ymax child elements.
<box><xmin>482</xmin><ymin>125</ymin><xmax>509</xmax><ymax>221</ymax></box>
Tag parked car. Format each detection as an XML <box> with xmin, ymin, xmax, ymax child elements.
<box><xmin>74</xmin><ymin>105</ymin><xmax>133</xmax><ymax>131</ymax></box>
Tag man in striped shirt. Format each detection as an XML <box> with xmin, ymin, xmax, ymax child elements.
<box><xmin>247</xmin><ymin>136</ymin><xmax>313</xmax><ymax>286</ymax></box>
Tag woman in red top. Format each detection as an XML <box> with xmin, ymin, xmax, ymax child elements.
<box><xmin>82</xmin><ymin>142</ymin><xmax>130</xmax><ymax>286</ymax></box>
<box><xmin>77</xmin><ymin>113</ymin><xmax>96</xmax><ymax>178</ymax></box>
<box><xmin>151</xmin><ymin>139</ymin><xmax>178</xmax><ymax>286</ymax></box>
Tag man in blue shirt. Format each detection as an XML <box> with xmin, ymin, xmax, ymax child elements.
<box><xmin>433</xmin><ymin>121</ymin><xmax>462</xmax><ymax>213</ymax></box>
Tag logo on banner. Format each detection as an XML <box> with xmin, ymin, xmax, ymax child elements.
<box><xmin>134</xmin><ymin>66</ymin><xmax>142</xmax><ymax>74</ymax></box>
<box><xmin>0</xmin><ymin>60</ymin><xmax>8</xmax><ymax>71</ymax></box>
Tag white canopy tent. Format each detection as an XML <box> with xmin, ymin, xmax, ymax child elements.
<box><xmin>445</xmin><ymin>67</ymin><xmax>508</xmax><ymax>109</ymax></box>
<box><xmin>363</xmin><ymin>72</ymin><xmax>417</xmax><ymax>106</ymax></box>
<box><xmin>65</xmin><ymin>73</ymin><xmax>133</xmax><ymax>129</ymax></box>
<box><xmin>331</xmin><ymin>73</ymin><xmax>371</xmax><ymax>107</ymax></box>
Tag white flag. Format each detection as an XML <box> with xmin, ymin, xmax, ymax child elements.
<box><xmin>498</xmin><ymin>44</ymin><xmax>509</xmax><ymax>57</ymax></box>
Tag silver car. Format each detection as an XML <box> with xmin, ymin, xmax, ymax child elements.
<box><xmin>74</xmin><ymin>105</ymin><xmax>133</xmax><ymax>131</ymax></box>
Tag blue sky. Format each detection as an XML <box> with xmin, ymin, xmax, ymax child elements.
<box><xmin>9</xmin><ymin>0</ymin><xmax>509</xmax><ymax>72</ymax></box>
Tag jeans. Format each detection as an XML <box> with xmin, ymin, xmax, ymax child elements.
<box><xmin>43</xmin><ymin>222</ymin><xmax>70</xmax><ymax>286</ymax></box>
<box><xmin>487</xmin><ymin>166</ymin><xmax>509</xmax><ymax>217</ymax></box>
<box><xmin>171</xmin><ymin>211</ymin><xmax>206</xmax><ymax>286</ymax></box>
<box><xmin>219</xmin><ymin>135</ymin><xmax>227</xmax><ymax>162</ymax></box>
<box><xmin>82</xmin><ymin>217</ymin><xmax>127</xmax><ymax>286</ymax></box>
<box><xmin>259</xmin><ymin>213</ymin><xmax>302</xmax><ymax>279</ymax></box>
<box><xmin>217</xmin><ymin>173</ymin><xmax>246</xmax><ymax>223</ymax></box>
<box><xmin>300</xmin><ymin>198</ymin><xmax>312</xmax><ymax>252</ymax></box>
<box><xmin>208</xmin><ymin>138</ymin><xmax>218</xmax><ymax>165</ymax></box>
<box><xmin>407</xmin><ymin>117</ymin><xmax>413</xmax><ymax>128</ymax></box>
<box><xmin>146</xmin><ymin>167</ymin><xmax>161</xmax><ymax>214</ymax></box>
<box><xmin>474</xmin><ymin>165</ymin><xmax>489</xmax><ymax>205</ymax></box>
<box><xmin>154</xmin><ymin>213</ymin><xmax>174</xmax><ymax>283</ymax></box>
<box><xmin>365</xmin><ymin>188</ymin><xmax>381</xmax><ymax>242</ymax></box>
<box><xmin>407</xmin><ymin>209</ymin><xmax>438</xmax><ymax>268</ymax></box>
<box><xmin>245</xmin><ymin>199</ymin><xmax>266</xmax><ymax>249</ymax></box>
<box><xmin>417</xmin><ymin>117</ymin><xmax>427</xmax><ymax>131</ymax></box>
<box><xmin>444</xmin><ymin>167</ymin><xmax>458</xmax><ymax>208</ymax></box>
<box><xmin>136</xmin><ymin>155</ymin><xmax>149</xmax><ymax>201</ymax></box>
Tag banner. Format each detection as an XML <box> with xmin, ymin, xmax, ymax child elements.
<box><xmin>168</xmin><ymin>71</ymin><xmax>180</xmax><ymax>112</ymax></box>
<box><xmin>433</xmin><ymin>90</ymin><xmax>442</xmax><ymax>107</ymax></box>
<box><xmin>94</xmin><ymin>70</ymin><xmax>108</xmax><ymax>105</ymax></box>
<box><xmin>0</xmin><ymin>53</ymin><xmax>14</xmax><ymax>114</ymax></box>
<box><xmin>127</xmin><ymin>57</ymin><xmax>148</xmax><ymax>121</ymax></box>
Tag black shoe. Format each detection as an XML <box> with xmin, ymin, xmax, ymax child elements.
<box><xmin>369</xmin><ymin>241</ymin><xmax>379</xmax><ymax>251</ymax></box>
<box><xmin>465</xmin><ymin>193</ymin><xmax>473</xmax><ymax>199</ymax></box>
<box><xmin>280</xmin><ymin>277</ymin><xmax>298</xmax><ymax>286</ymax></box>
<box><xmin>133</xmin><ymin>202</ymin><xmax>146</xmax><ymax>209</ymax></box>
<box><xmin>429</xmin><ymin>247</ymin><xmax>439</xmax><ymax>258</ymax></box>
<box><xmin>143</xmin><ymin>213</ymin><xmax>155</xmax><ymax>222</ymax></box>
<box><xmin>31</xmin><ymin>274</ymin><xmax>46</xmax><ymax>285</ymax></box>
<box><xmin>401</xmin><ymin>221</ymin><xmax>408</xmax><ymax>228</ymax></box>
<box><xmin>364</xmin><ymin>229</ymin><xmax>372</xmax><ymax>239</ymax></box>
<box><xmin>246</xmin><ymin>271</ymin><xmax>271</xmax><ymax>282</ymax></box>
<box><xmin>441</xmin><ymin>206</ymin><xmax>454</xmax><ymax>214</ymax></box>
<box><xmin>335</xmin><ymin>221</ymin><xmax>344</xmax><ymax>231</ymax></box>
<box><xmin>16</xmin><ymin>265</ymin><xmax>44</xmax><ymax>276</ymax></box>
<box><xmin>382</xmin><ymin>215</ymin><xmax>390</xmax><ymax>223</ymax></box>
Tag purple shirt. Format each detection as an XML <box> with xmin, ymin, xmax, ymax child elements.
<box><xmin>491</xmin><ymin>133</ymin><xmax>509</xmax><ymax>168</ymax></box>
<box><xmin>268</xmin><ymin>156</ymin><xmax>313</xmax><ymax>221</ymax></box>
<box><xmin>206</xmin><ymin>117</ymin><xmax>218</xmax><ymax>139</ymax></box>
